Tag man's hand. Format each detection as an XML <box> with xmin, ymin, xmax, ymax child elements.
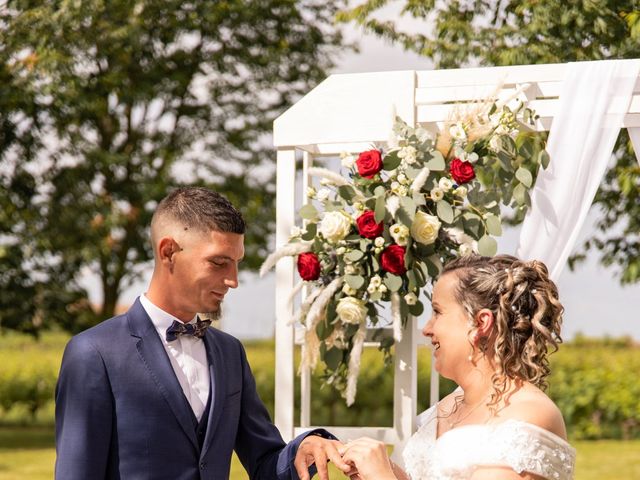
<box><xmin>294</xmin><ymin>435</ymin><xmax>351</xmax><ymax>480</ymax></box>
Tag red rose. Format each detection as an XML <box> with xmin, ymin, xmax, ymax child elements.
<box><xmin>297</xmin><ymin>252</ymin><xmax>321</xmax><ymax>281</ymax></box>
<box><xmin>356</xmin><ymin>210</ymin><xmax>384</xmax><ymax>239</ymax></box>
<box><xmin>449</xmin><ymin>158</ymin><xmax>476</xmax><ymax>184</ymax></box>
<box><xmin>380</xmin><ymin>244</ymin><xmax>406</xmax><ymax>275</ymax></box>
<box><xmin>356</xmin><ymin>150</ymin><xmax>383</xmax><ymax>179</ymax></box>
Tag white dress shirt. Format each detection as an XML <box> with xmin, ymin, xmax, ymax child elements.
<box><xmin>139</xmin><ymin>294</ymin><xmax>211</xmax><ymax>421</ymax></box>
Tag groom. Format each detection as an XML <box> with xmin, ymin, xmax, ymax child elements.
<box><xmin>55</xmin><ymin>187</ymin><xmax>349</xmax><ymax>479</ymax></box>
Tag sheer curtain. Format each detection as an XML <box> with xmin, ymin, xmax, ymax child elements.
<box><xmin>516</xmin><ymin>59</ymin><xmax>640</xmax><ymax>280</ymax></box>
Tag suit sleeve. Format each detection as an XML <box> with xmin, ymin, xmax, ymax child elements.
<box><xmin>233</xmin><ymin>342</ymin><xmax>337</xmax><ymax>480</ymax></box>
<box><xmin>55</xmin><ymin>335</ymin><xmax>113</xmax><ymax>480</ymax></box>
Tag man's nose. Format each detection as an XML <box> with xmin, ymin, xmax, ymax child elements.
<box><xmin>225</xmin><ymin>264</ymin><xmax>239</xmax><ymax>289</ymax></box>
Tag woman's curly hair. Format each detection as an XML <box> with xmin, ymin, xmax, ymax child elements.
<box><xmin>442</xmin><ymin>254</ymin><xmax>564</xmax><ymax>409</ymax></box>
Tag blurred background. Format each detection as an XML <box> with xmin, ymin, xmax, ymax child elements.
<box><xmin>1</xmin><ymin>1</ymin><xmax>638</xmax><ymax>479</ymax></box>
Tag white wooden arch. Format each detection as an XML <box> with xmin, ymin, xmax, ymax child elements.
<box><xmin>272</xmin><ymin>60</ymin><xmax>640</xmax><ymax>460</ymax></box>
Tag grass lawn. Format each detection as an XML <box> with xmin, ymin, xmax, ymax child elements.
<box><xmin>0</xmin><ymin>427</ymin><xmax>637</xmax><ymax>480</ymax></box>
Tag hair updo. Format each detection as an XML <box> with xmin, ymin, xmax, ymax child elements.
<box><xmin>441</xmin><ymin>254</ymin><xmax>564</xmax><ymax>406</ymax></box>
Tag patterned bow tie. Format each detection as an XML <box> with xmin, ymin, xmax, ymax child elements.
<box><xmin>165</xmin><ymin>318</ymin><xmax>211</xmax><ymax>342</ymax></box>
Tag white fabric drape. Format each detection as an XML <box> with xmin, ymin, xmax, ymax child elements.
<box><xmin>516</xmin><ymin>60</ymin><xmax>640</xmax><ymax>280</ymax></box>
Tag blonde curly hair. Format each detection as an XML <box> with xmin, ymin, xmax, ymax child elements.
<box><xmin>442</xmin><ymin>254</ymin><xmax>564</xmax><ymax>409</ymax></box>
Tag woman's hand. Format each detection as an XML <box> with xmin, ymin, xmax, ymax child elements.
<box><xmin>339</xmin><ymin>438</ymin><xmax>397</xmax><ymax>480</ymax></box>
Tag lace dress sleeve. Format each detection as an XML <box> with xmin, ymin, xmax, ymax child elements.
<box><xmin>473</xmin><ymin>420</ymin><xmax>576</xmax><ymax>480</ymax></box>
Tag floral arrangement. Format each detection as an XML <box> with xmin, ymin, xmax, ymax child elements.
<box><xmin>262</xmin><ymin>96</ymin><xmax>549</xmax><ymax>405</ymax></box>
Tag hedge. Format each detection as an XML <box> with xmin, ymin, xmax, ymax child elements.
<box><xmin>1</xmin><ymin>332</ymin><xmax>638</xmax><ymax>439</ymax></box>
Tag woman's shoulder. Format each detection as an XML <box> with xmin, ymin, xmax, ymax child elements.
<box><xmin>497</xmin><ymin>384</ymin><xmax>567</xmax><ymax>440</ymax></box>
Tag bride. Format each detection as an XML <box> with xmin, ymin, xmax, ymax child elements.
<box><xmin>340</xmin><ymin>254</ymin><xmax>576</xmax><ymax>480</ymax></box>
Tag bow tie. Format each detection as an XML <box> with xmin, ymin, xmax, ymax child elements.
<box><xmin>165</xmin><ymin>318</ymin><xmax>211</xmax><ymax>342</ymax></box>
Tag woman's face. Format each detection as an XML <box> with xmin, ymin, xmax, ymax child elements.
<box><xmin>422</xmin><ymin>272</ymin><xmax>474</xmax><ymax>380</ymax></box>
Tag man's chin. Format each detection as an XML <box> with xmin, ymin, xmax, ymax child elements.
<box><xmin>199</xmin><ymin>306</ymin><xmax>222</xmax><ymax>321</ymax></box>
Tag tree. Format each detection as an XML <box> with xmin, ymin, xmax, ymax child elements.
<box><xmin>0</xmin><ymin>0</ymin><xmax>348</xmax><ymax>334</ymax></box>
<box><xmin>339</xmin><ymin>0</ymin><xmax>640</xmax><ymax>284</ymax></box>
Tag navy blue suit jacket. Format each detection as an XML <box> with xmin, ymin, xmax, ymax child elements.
<box><xmin>55</xmin><ymin>299</ymin><xmax>323</xmax><ymax>479</ymax></box>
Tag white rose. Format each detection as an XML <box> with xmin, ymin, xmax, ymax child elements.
<box><xmin>390</xmin><ymin>223</ymin><xmax>409</xmax><ymax>245</ymax></box>
<box><xmin>411</xmin><ymin>211</ymin><xmax>441</xmax><ymax>245</ymax></box>
<box><xmin>336</xmin><ymin>297</ymin><xmax>367</xmax><ymax>325</ymax></box>
<box><xmin>404</xmin><ymin>293</ymin><xmax>418</xmax><ymax>305</ymax></box>
<box><xmin>430</xmin><ymin>187</ymin><xmax>444</xmax><ymax>202</ymax></box>
<box><xmin>320</xmin><ymin>211</ymin><xmax>351</xmax><ymax>243</ymax></box>
<box><xmin>317</xmin><ymin>188</ymin><xmax>331</xmax><ymax>201</ymax></box>
<box><xmin>438</xmin><ymin>178</ymin><xmax>453</xmax><ymax>191</ymax></box>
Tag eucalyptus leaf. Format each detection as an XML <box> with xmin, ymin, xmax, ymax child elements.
<box><xmin>337</xmin><ymin>185</ymin><xmax>356</xmax><ymax>201</ymax></box>
<box><xmin>383</xmin><ymin>274</ymin><xmax>403</xmax><ymax>292</ymax></box>
<box><xmin>436</xmin><ymin>200</ymin><xmax>454</xmax><ymax>224</ymax></box>
<box><xmin>299</xmin><ymin>203</ymin><xmax>318</xmax><ymax>220</ymax></box>
<box><xmin>400</xmin><ymin>196</ymin><xmax>417</xmax><ymax>220</ymax></box>
<box><xmin>485</xmin><ymin>214</ymin><xmax>502</xmax><ymax>236</ymax></box>
<box><xmin>425</xmin><ymin>151</ymin><xmax>445</xmax><ymax>171</ymax></box>
<box><xmin>539</xmin><ymin>150</ymin><xmax>550</xmax><ymax>169</ymax></box>
<box><xmin>345</xmin><ymin>274</ymin><xmax>365</xmax><ymax>289</ymax></box>
<box><xmin>513</xmin><ymin>183</ymin><xmax>527</xmax><ymax>205</ymax></box>
<box><xmin>301</xmin><ymin>223</ymin><xmax>317</xmax><ymax>241</ymax></box>
<box><xmin>324</xmin><ymin>347</ymin><xmax>343</xmax><ymax>370</ymax></box>
<box><xmin>345</xmin><ymin>250</ymin><xmax>364</xmax><ymax>262</ymax></box>
<box><xmin>374</xmin><ymin>194</ymin><xmax>386</xmax><ymax>223</ymax></box>
<box><xmin>383</xmin><ymin>151</ymin><xmax>402</xmax><ymax>171</ymax></box>
<box><xmin>408</xmin><ymin>301</ymin><xmax>424</xmax><ymax>317</ymax></box>
<box><xmin>515</xmin><ymin>167</ymin><xmax>533</xmax><ymax>188</ymax></box>
<box><xmin>478</xmin><ymin>235</ymin><xmax>498</xmax><ymax>256</ymax></box>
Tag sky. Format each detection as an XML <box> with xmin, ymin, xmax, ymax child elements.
<box><xmin>103</xmin><ymin>23</ymin><xmax>640</xmax><ymax>342</ymax></box>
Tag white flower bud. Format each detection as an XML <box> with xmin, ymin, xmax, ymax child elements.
<box><xmin>404</xmin><ymin>292</ymin><xmax>418</xmax><ymax>305</ymax></box>
<box><xmin>374</xmin><ymin>237</ymin><xmax>385</xmax><ymax>247</ymax></box>
<box><xmin>438</xmin><ymin>178</ymin><xmax>453</xmax><ymax>192</ymax></box>
<box><xmin>430</xmin><ymin>187</ymin><xmax>444</xmax><ymax>202</ymax></box>
<box><xmin>317</xmin><ymin>188</ymin><xmax>331</xmax><ymax>201</ymax></box>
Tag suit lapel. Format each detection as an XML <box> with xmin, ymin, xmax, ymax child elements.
<box><xmin>128</xmin><ymin>300</ymin><xmax>199</xmax><ymax>450</ymax></box>
<box><xmin>200</xmin><ymin>329</ymin><xmax>226</xmax><ymax>458</ymax></box>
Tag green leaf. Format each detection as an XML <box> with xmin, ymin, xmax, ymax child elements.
<box><xmin>301</xmin><ymin>223</ymin><xmax>317</xmax><ymax>241</ymax></box>
<box><xmin>383</xmin><ymin>151</ymin><xmax>402</xmax><ymax>171</ymax></box>
<box><xmin>436</xmin><ymin>200</ymin><xmax>454</xmax><ymax>224</ymax></box>
<box><xmin>324</xmin><ymin>347</ymin><xmax>343</xmax><ymax>370</ymax></box>
<box><xmin>513</xmin><ymin>183</ymin><xmax>527</xmax><ymax>205</ymax></box>
<box><xmin>408</xmin><ymin>300</ymin><xmax>424</xmax><ymax>317</ymax></box>
<box><xmin>399</xmin><ymin>196</ymin><xmax>416</xmax><ymax>221</ymax></box>
<box><xmin>337</xmin><ymin>185</ymin><xmax>356</xmax><ymax>201</ymax></box>
<box><xmin>515</xmin><ymin>167</ymin><xmax>533</xmax><ymax>188</ymax></box>
<box><xmin>425</xmin><ymin>151</ymin><xmax>446</xmax><ymax>171</ymax></box>
<box><xmin>345</xmin><ymin>274</ymin><xmax>365</xmax><ymax>289</ymax></box>
<box><xmin>374</xmin><ymin>194</ymin><xmax>386</xmax><ymax>223</ymax></box>
<box><xmin>539</xmin><ymin>150</ymin><xmax>550</xmax><ymax>169</ymax></box>
<box><xmin>316</xmin><ymin>317</ymin><xmax>334</xmax><ymax>341</ymax></box>
<box><xmin>485</xmin><ymin>214</ymin><xmax>502</xmax><ymax>236</ymax></box>
<box><xmin>299</xmin><ymin>203</ymin><xmax>318</xmax><ymax>220</ymax></box>
<box><xmin>345</xmin><ymin>250</ymin><xmax>364</xmax><ymax>262</ymax></box>
<box><xmin>478</xmin><ymin>235</ymin><xmax>498</xmax><ymax>256</ymax></box>
<box><xmin>383</xmin><ymin>273</ymin><xmax>403</xmax><ymax>292</ymax></box>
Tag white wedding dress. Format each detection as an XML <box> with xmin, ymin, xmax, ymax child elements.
<box><xmin>403</xmin><ymin>403</ymin><xmax>576</xmax><ymax>480</ymax></box>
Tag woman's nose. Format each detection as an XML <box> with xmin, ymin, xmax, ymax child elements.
<box><xmin>422</xmin><ymin>316</ymin><xmax>433</xmax><ymax>337</ymax></box>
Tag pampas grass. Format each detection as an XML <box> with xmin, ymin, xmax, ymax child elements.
<box><xmin>391</xmin><ymin>293</ymin><xmax>403</xmax><ymax>343</ymax></box>
<box><xmin>345</xmin><ymin>321</ymin><xmax>367</xmax><ymax>406</ymax></box>
<box><xmin>410</xmin><ymin>167</ymin><xmax>431</xmax><ymax>195</ymax></box>
<box><xmin>259</xmin><ymin>242</ymin><xmax>311</xmax><ymax>277</ymax></box>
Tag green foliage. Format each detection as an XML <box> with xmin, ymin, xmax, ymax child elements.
<box><xmin>3</xmin><ymin>333</ymin><xmax>640</xmax><ymax>441</ymax></box>
<box><xmin>339</xmin><ymin>0</ymin><xmax>640</xmax><ymax>285</ymax></box>
<box><xmin>0</xmin><ymin>0</ymin><xmax>348</xmax><ymax>333</ymax></box>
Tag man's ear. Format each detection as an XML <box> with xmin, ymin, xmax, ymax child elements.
<box><xmin>473</xmin><ymin>308</ymin><xmax>494</xmax><ymax>344</ymax></box>
<box><xmin>158</xmin><ymin>237</ymin><xmax>180</xmax><ymax>265</ymax></box>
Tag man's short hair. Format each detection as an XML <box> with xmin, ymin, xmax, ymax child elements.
<box><xmin>151</xmin><ymin>187</ymin><xmax>246</xmax><ymax>244</ymax></box>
